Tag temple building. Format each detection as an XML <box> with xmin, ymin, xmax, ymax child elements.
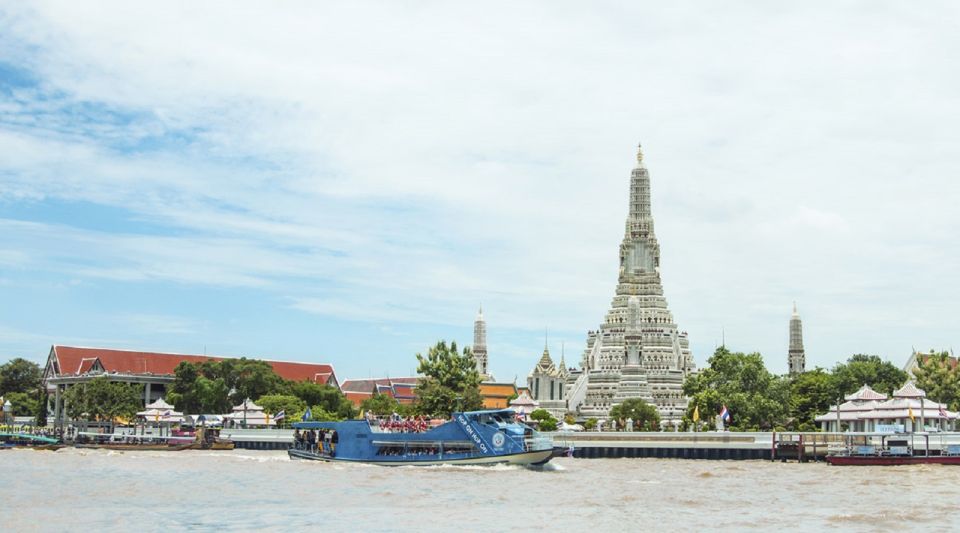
<box><xmin>815</xmin><ymin>382</ymin><xmax>957</xmax><ymax>432</ymax></box>
<box><xmin>903</xmin><ymin>348</ymin><xmax>956</xmax><ymax>377</ymax></box>
<box><xmin>340</xmin><ymin>377</ymin><xmax>420</xmax><ymax>407</ymax></box>
<box><xmin>472</xmin><ymin>306</ymin><xmax>491</xmax><ymax>380</ymax></box>
<box><xmin>42</xmin><ymin>345</ymin><xmax>338</xmax><ymax>424</ymax></box>
<box><xmin>527</xmin><ymin>342</ymin><xmax>570</xmax><ymax>419</ymax></box>
<box><xmin>788</xmin><ymin>303</ymin><xmax>805</xmax><ymax>375</ymax></box>
<box><xmin>564</xmin><ymin>144</ymin><xmax>696</xmax><ymax>427</ymax></box>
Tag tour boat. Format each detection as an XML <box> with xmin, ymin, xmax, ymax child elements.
<box><xmin>288</xmin><ymin>409</ymin><xmax>555</xmax><ymax>466</ymax></box>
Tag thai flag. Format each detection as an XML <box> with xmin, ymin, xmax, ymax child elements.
<box><xmin>940</xmin><ymin>404</ymin><xmax>948</xmax><ymax>417</ymax></box>
<box><xmin>274</xmin><ymin>410</ymin><xmax>286</xmax><ymax>421</ymax></box>
<box><xmin>720</xmin><ymin>405</ymin><xmax>731</xmax><ymax>423</ymax></box>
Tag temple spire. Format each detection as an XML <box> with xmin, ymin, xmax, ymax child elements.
<box><xmin>473</xmin><ymin>305</ymin><xmax>489</xmax><ymax>379</ymax></box>
<box><xmin>788</xmin><ymin>302</ymin><xmax>805</xmax><ymax>376</ymax></box>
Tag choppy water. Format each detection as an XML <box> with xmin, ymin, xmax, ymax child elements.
<box><xmin>3</xmin><ymin>448</ymin><xmax>959</xmax><ymax>532</ymax></box>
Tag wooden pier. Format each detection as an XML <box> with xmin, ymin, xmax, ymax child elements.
<box><xmin>553</xmin><ymin>431</ymin><xmax>960</xmax><ymax>461</ymax></box>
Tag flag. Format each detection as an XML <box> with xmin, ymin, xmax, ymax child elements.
<box><xmin>692</xmin><ymin>405</ymin><xmax>700</xmax><ymax>422</ymax></box>
<box><xmin>274</xmin><ymin>410</ymin><xmax>286</xmax><ymax>422</ymax></box>
<box><xmin>720</xmin><ymin>405</ymin><xmax>732</xmax><ymax>423</ymax></box>
<box><xmin>302</xmin><ymin>407</ymin><xmax>312</xmax><ymax>421</ymax></box>
<box><xmin>939</xmin><ymin>404</ymin><xmax>947</xmax><ymax>417</ymax></box>
<box><xmin>908</xmin><ymin>406</ymin><xmax>915</xmax><ymax>422</ymax></box>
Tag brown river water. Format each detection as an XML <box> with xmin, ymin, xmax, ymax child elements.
<box><xmin>2</xmin><ymin>448</ymin><xmax>958</xmax><ymax>532</ymax></box>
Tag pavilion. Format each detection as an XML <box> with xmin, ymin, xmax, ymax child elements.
<box><xmin>815</xmin><ymin>382</ymin><xmax>958</xmax><ymax>432</ymax></box>
<box><xmin>223</xmin><ymin>398</ymin><xmax>276</xmax><ymax>428</ymax></box>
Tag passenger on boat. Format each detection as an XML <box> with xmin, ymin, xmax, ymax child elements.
<box><xmin>294</xmin><ymin>429</ymin><xmax>303</xmax><ymax>447</ymax></box>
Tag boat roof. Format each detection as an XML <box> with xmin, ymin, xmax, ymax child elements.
<box><xmin>292</xmin><ymin>408</ymin><xmax>519</xmax><ymax>429</ymax></box>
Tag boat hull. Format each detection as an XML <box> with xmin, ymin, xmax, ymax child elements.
<box><xmin>287</xmin><ymin>447</ymin><xmax>553</xmax><ymax>466</ymax></box>
<box><xmin>827</xmin><ymin>455</ymin><xmax>960</xmax><ymax>466</ymax></box>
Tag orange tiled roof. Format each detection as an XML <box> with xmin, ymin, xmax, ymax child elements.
<box><xmin>50</xmin><ymin>345</ymin><xmax>337</xmax><ymax>386</ymax></box>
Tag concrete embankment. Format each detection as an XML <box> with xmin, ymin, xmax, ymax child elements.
<box><xmin>551</xmin><ymin>431</ymin><xmax>775</xmax><ymax>460</ymax></box>
<box><xmin>219</xmin><ymin>428</ymin><xmax>293</xmax><ymax>450</ymax></box>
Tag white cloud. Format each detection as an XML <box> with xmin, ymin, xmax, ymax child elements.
<box><xmin>1</xmin><ymin>2</ymin><xmax>959</xmax><ymax>377</ymax></box>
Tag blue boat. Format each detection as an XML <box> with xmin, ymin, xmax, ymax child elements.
<box><xmin>288</xmin><ymin>409</ymin><xmax>554</xmax><ymax>466</ymax></box>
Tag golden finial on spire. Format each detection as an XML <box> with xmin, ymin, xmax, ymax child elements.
<box><xmin>636</xmin><ymin>142</ymin><xmax>644</xmax><ymax>164</ymax></box>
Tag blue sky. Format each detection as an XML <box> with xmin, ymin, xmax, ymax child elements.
<box><xmin>1</xmin><ymin>2</ymin><xmax>958</xmax><ymax>382</ymax></box>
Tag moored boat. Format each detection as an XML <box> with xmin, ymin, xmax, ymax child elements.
<box><xmin>826</xmin><ymin>433</ymin><xmax>960</xmax><ymax>465</ymax></box>
<box><xmin>288</xmin><ymin>408</ymin><xmax>554</xmax><ymax>466</ymax></box>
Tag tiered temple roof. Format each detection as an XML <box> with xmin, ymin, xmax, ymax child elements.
<box><xmin>574</xmin><ymin>145</ymin><xmax>695</xmax><ymax>425</ymax></box>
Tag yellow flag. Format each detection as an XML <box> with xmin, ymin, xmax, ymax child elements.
<box><xmin>693</xmin><ymin>405</ymin><xmax>700</xmax><ymax>422</ymax></box>
<box><xmin>908</xmin><ymin>406</ymin><xmax>915</xmax><ymax>422</ymax></box>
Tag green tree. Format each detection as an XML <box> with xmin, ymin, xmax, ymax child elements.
<box><xmin>0</xmin><ymin>358</ymin><xmax>42</xmax><ymax>395</ymax></box>
<box><xmin>583</xmin><ymin>418</ymin><xmax>598</xmax><ymax>431</ymax></box>
<box><xmin>289</xmin><ymin>381</ymin><xmax>356</xmax><ymax>419</ymax></box>
<box><xmin>913</xmin><ymin>351</ymin><xmax>960</xmax><ymax>411</ymax></box>
<box><xmin>789</xmin><ymin>368</ymin><xmax>834</xmax><ymax>430</ymax></box>
<box><xmin>609</xmin><ymin>398</ymin><xmax>661</xmax><ymax>431</ymax></box>
<box><xmin>682</xmin><ymin>347</ymin><xmax>790</xmax><ymax>431</ymax></box>
<box><xmin>830</xmin><ymin>354</ymin><xmax>908</xmax><ymax>399</ymax></box>
<box><xmin>414</xmin><ymin>341</ymin><xmax>483</xmax><ymax>416</ymax></box>
<box><xmin>227</xmin><ymin>359</ymin><xmax>287</xmax><ymax>404</ymax></box>
<box><xmin>62</xmin><ymin>377</ymin><xmax>142</xmax><ymax>423</ymax></box>
<box><xmin>4</xmin><ymin>391</ymin><xmax>40</xmax><ymax>422</ymax></box>
<box><xmin>256</xmin><ymin>394</ymin><xmax>307</xmax><ymax>425</ymax></box>
<box><xmin>530</xmin><ymin>408</ymin><xmax>558</xmax><ymax>431</ymax></box>
<box><xmin>360</xmin><ymin>392</ymin><xmax>402</xmax><ymax>416</ymax></box>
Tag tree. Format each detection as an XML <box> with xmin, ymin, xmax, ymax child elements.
<box><xmin>913</xmin><ymin>351</ymin><xmax>960</xmax><ymax>411</ymax></box>
<box><xmin>226</xmin><ymin>359</ymin><xmax>287</xmax><ymax>404</ymax></box>
<box><xmin>609</xmin><ymin>398</ymin><xmax>661</xmax><ymax>431</ymax></box>
<box><xmin>414</xmin><ymin>341</ymin><xmax>483</xmax><ymax>416</ymax></box>
<box><xmin>360</xmin><ymin>392</ymin><xmax>403</xmax><ymax>416</ymax></box>
<box><xmin>530</xmin><ymin>408</ymin><xmax>558</xmax><ymax>431</ymax></box>
<box><xmin>256</xmin><ymin>394</ymin><xmax>307</xmax><ymax>424</ymax></box>
<box><xmin>789</xmin><ymin>368</ymin><xmax>834</xmax><ymax>430</ymax></box>
<box><xmin>62</xmin><ymin>377</ymin><xmax>142</xmax><ymax>423</ymax></box>
<box><xmin>4</xmin><ymin>391</ymin><xmax>40</xmax><ymax>422</ymax></box>
<box><xmin>0</xmin><ymin>358</ymin><xmax>42</xmax><ymax>395</ymax></box>
<box><xmin>583</xmin><ymin>418</ymin><xmax>598</xmax><ymax>431</ymax></box>
<box><xmin>289</xmin><ymin>381</ymin><xmax>356</xmax><ymax>419</ymax></box>
<box><xmin>682</xmin><ymin>347</ymin><xmax>790</xmax><ymax>431</ymax></box>
<box><xmin>830</xmin><ymin>354</ymin><xmax>908</xmax><ymax>398</ymax></box>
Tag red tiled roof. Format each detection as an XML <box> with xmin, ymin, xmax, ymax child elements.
<box><xmin>343</xmin><ymin>391</ymin><xmax>373</xmax><ymax>407</ymax></box>
<box><xmin>50</xmin><ymin>345</ymin><xmax>337</xmax><ymax>387</ymax></box>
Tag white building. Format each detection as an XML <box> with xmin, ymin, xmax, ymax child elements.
<box><xmin>815</xmin><ymin>382</ymin><xmax>957</xmax><ymax>432</ymax></box>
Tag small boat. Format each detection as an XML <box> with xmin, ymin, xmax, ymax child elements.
<box><xmin>0</xmin><ymin>432</ymin><xmax>64</xmax><ymax>450</ymax></box>
<box><xmin>288</xmin><ymin>409</ymin><xmax>554</xmax><ymax>466</ymax></box>
<box><xmin>826</xmin><ymin>433</ymin><xmax>960</xmax><ymax>465</ymax></box>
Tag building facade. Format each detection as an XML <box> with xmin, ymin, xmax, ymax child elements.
<box><xmin>815</xmin><ymin>382</ymin><xmax>957</xmax><ymax>432</ymax></box>
<box><xmin>43</xmin><ymin>345</ymin><xmax>338</xmax><ymax>424</ymax></box>
<box><xmin>528</xmin><ymin>344</ymin><xmax>569</xmax><ymax>419</ymax></box>
<box><xmin>564</xmin><ymin>145</ymin><xmax>696</xmax><ymax>426</ymax></box>
<box><xmin>788</xmin><ymin>303</ymin><xmax>805</xmax><ymax>375</ymax></box>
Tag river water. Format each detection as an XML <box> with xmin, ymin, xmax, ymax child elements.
<box><xmin>3</xmin><ymin>449</ymin><xmax>958</xmax><ymax>532</ymax></box>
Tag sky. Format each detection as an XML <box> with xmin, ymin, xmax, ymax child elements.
<box><xmin>1</xmin><ymin>2</ymin><xmax>958</xmax><ymax>382</ymax></box>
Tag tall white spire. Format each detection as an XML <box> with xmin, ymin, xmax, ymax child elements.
<box><xmin>788</xmin><ymin>303</ymin><xmax>805</xmax><ymax>375</ymax></box>
<box><xmin>473</xmin><ymin>305</ymin><xmax>489</xmax><ymax>379</ymax></box>
<box><xmin>576</xmin><ymin>143</ymin><xmax>695</xmax><ymax>426</ymax></box>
